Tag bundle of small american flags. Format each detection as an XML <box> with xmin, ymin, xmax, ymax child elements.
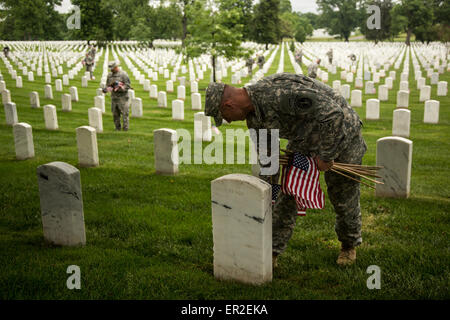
<box><xmin>272</xmin><ymin>153</ymin><xmax>324</xmax><ymax>216</ymax></box>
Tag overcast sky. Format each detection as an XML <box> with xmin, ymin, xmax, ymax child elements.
<box><xmin>56</xmin><ymin>0</ymin><xmax>319</xmax><ymax>14</ymax></box>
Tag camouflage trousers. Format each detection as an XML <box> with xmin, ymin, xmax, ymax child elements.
<box><xmin>269</xmin><ymin>131</ymin><xmax>367</xmax><ymax>255</ymax></box>
<box><xmin>111</xmin><ymin>97</ymin><xmax>130</xmax><ymax>131</ymax></box>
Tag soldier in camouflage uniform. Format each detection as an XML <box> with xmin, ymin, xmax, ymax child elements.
<box><xmin>246</xmin><ymin>57</ymin><xmax>255</xmax><ymax>76</ymax></box>
<box><xmin>104</xmin><ymin>61</ymin><xmax>132</xmax><ymax>131</ymax></box>
<box><xmin>83</xmin><ymin>52</ymin><xmax>95</xmax><ymax>80</ymax></box>
<box><xmin>307</xmin><ymin>59</ymin><xmax>321</xmax><ymax>79</ymax></box>
<box><xmin>205</xmin><ymin>73</ymin><xmax>367</xmax><ymax>266</ymax></box>
<box><xmin>326</xmin><ymin>49</ymin><xmax>333</xmax><ymax>65</ymax></box>
<box><xmin>257</xmin><ymin>54</ymin><xmax>265</xmax><ymax>69</ymax></box>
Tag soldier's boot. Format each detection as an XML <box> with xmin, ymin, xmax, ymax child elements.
<box><xmin>337</xmin><ymin>246</ymin><xmax>356</xmax><ymax>266</ymax></box>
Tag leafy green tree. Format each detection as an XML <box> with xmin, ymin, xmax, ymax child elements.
<box><xmin>395</xmin><ymin>0</ymin><xmax>432</xmax><ymax>46</ymax></box>
<box><xmin>412</xmin><ymin>0</ymin><xmax>449</xmax><ymax>43</ymax></box>
<box><xmin>360</xmin><ymin>0</ymin><xmax>393</xmax><ymax>44</ymax></box>
<box><xmin>252</xmin><ymin>0</ymin><xmax>280</xmax><ymax>48</ymax></box>
<box><xmin>185</xmin><ymin>0</ymin><xmax>245</xmax><ymax>82</ymax></box>
<box><xmin>317</xmin><ymin>0</ymin><xmax>362</xmax><ymax>42</ymax></box>
<box><xmin>301</xmin><ymin>12</ymin><xmax>320</xmax><ymax>29</ymax></box>
<box><xmin>279</xmin><ymin>0</ymin><xmax>292</xmax><ymax>14</ymax></box>
<box><xmin>0</xmin><ymin>0</ymin><xmax>64</xmax><ymax>40</ymax></box>
<box><xmin>130</xmin><ymin>3</ymin><xmax>182</xmax><ymax>41</ymax></box>
<box><xmin>295</xmin><ymin>16</ymin><xmax>313</xmax><ymax>43</ymax></box>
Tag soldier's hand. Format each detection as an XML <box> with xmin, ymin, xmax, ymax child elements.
<box><xmin>315</xmin><ymin>156</ymin><xmax>334</xmax><ymax>172</ymax></box>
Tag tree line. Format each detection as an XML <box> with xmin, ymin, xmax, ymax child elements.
<box><xmin>0</xmin><ymin>0</ymin><xmax>448</xmax><ymax>45</ymax></box>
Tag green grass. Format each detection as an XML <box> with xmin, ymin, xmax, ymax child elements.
<box><xmin>0</xmin><ymin>43</ymin><xmax>449</xmax><ymax>299</ymax></box>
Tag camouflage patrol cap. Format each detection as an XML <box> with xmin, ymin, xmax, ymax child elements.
<box><xmin>205</xmin><ymin>82</ymin><xmax>226</xmax><ymax>127</ymax></box>
<box><xmin>108</xmin><ymin>61</ymin><xmax>120</xmax><ymax>70</ymax></box>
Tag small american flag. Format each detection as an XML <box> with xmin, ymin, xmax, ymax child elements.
<box><xmin>281</xmin><ymin>153</ymin><xmax>324</xmax><ymax>216</ymax></box>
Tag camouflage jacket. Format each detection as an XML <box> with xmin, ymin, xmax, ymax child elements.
<box><xmin>246</xmin><ymin>58</ymin><xmax>254</xmax><ymax>67</ymax></box>
<box><xmin>84</xmin><ymin>54</ymin><xmax>94</xmax><ymax>66</ymax></box>
<box><xmin>245</xmin><ymin>73</ymin><xmax>363</xmax><ymax>162</ymax></box>
<box><xmin>106</xmin><ymin>70</ymin><xmax>131</xmax><ymax>99</ymax></box>
<box><xmin>307</xmin><ymin>63</ymin><xmax>318</xmax><ymax>78</ymax></box>
<box><xmin>257</xmin><ymin>56</ymin><xmax>265</xmax><ymax>65</ymax></box>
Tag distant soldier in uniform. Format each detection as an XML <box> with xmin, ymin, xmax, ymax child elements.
<box><xmin>3</xmin><ymin>46</ymin><xmax>10</xmax><ymax>58</ymax></box>
<box><xmin>82</xmin><ymin>49</ymin><xmax>95</xmax><ymax>80</ymax></box>
<box><xmin>257</xmin><ymin>54</ymin><xmax>265</xmax><ymax>69</ymax></box>
<box><xmin>308</xmin><ymin>59</ymin><xmax>321</xmax><ymax>79</ymax></box>
<box><xmin>103</xmin><ymin>61</ymin><xmax>132</xmax><ymax>131</ymax></box>
<box><xmin>246</xmin><ymin>57</ymin><xmax>255</xmax><ymax>76</ymax></box>
<box><xmin>205</xmin><ymin>73</ymin><xmax>367</xmax><ymax>267</ymax></box>
<box><xmin>295</xmin><ymin>49</ymin><xmax>303</xmax><ymax>66</ymax></box>
<box><xmin>326</xmin><ymin>48</ymin><xmax>333</xmax><ymax>64</ymax></box>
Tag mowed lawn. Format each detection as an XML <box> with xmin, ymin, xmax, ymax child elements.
<box><xmin>0</xmin><ymin>43</ymin><xmax>449</xmax><ymax>300</ymax></box>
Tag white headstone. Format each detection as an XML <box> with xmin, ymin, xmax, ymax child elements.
<box><xmin>13</xmin><ymin>123</ymin><xmax>34</xmax><ymax>160</ymax></box>
<box><xmin>28</xmin><ymin>71</ymin><xmax>34</xmax><ymax>82</ymax></box>
<box><xmin>131</xmin><ymin>98</ymin><xmax>143</xmax><ymax>117</ymax></box>
<box><xmin>350</xmin><ymin>90</ymin><xmax>362</xmax><ymax>107</ymax></box>
<box><xmin>392</xmin><ymin>109</ymin><xmax>410</xmax><ymax>138</ymax></box>
<box><xmin>365</xmin><ymin>81</ymin><xmax>375</xmax><ymax>95</ymax></box>
<box><xmin>69</xmin><ymin>87</ymin><xmax>79</xmax><ymax>102</ymax></box>
<box><xmin>55</xmin><ymin>79</ymin><xmax>63</xmax><ymax>92</ymax></box>
<box><xmin>340</xmin><ymin>84</ymin><xmax>350</xmax><ymax>99</ymax></box>
<box><xmin>376</xmin><ymin>137</ymin><xmax>412</xmax><ymax>199</ymax></box>
<box><xmin>192</xmin><ymin>93</ymin><xmax>202</xmax><ymax>111</ymax></box>
<box><xmin>430</xmin><ymin>72</ymin><xmax>439</xmax><ymax>85</ymax></box>
<box><xmin>62</xmin><ymin>94</ymin><xmax>72</xmax><ymax>112</ymax></box>
<box><xmin>417</xmin><ymin>77</ymin><xmax>425</xmax><ymax>90</ymax></box>
<box><xmin>166</xmin><ymin>80</ymin><xmax>174</xmax><ymax>93</ymax></box>
<box><xmin>76</xmin><ymin>126</ymin><xmax>99</xmax><ymax>167</ymax></box>
<box><xmin>88</xmin><ymin>108</ymin><xmax>103</xmax><ymax>133</ymax></box>
<box><xmin>437</xmin><ymin>81</ymin><xmax>447</xmax><ymax>96</ymax></box>
<box><xmin>400</xmin><ymin>81</ymin><xmax>409</xmax><ymax>91</ymax></box>
<box><xmin>16</xmin><ymin>76</ymin><xmax>23</xmax><ymax>88</ymax></box>
<box><xmin>150</xmin><ymin>84</ymin><xmax>158</xmax><ymax>99</ymax></box>
<box><xmin>194</xmin><ymin>112</ymin><xmax>212</xmax><ymax>142</ymax></box>
<box><xmin>30</xmin><ymin>91</ymin><xmax>40</xmax><ymax>108</ymax></box>
<box><xmin>172</xmin><ymin>99</ymin><xmax>184</xmax><ymax>121</ymax></box>
<box><xmin>332</xmin><ymin>80</ymin><xmax>341</xmax><ymax>92</ymax></box>
<box><xmin>2</xmin><ymin>89</ymin><xmax>11</xmax><ymax>105</ymax></box>
<box><xmin>63</xmin><ymin>75</ymin><xmax>69</xmax><ymax>86</ymax></box>
<box><xmin>153</xmin><ymin>128</ymin><xmax>179</xmax><ymax>175</ymax></box>
<box><xmin>144</xmin><ymin>79</ymin><xmax>151</xmax><ymax>92</ymax></box>
<box><xmin>396</xmin><ymin>90</ymin><xmax>409</xmax><ymax>108</ymax></box>
<box><xmin>424</xmin><ymin>100</ymin><xmax>439</xmax><ymax>124</ymax></box>
<box><xmin>94</xmin><ymin>95</ymin><xmax>105</xmax><ymax>113</ymax></box>
<box><xmin>157</xmin><ymin>91</ymin><xmax>167</xmax><ymax>108</ymax></box>
<box><xmin>4</xmin><ymin>102</ymin><xmax>18</xmax><ymax>126</ymax></box>
<box><xmin>211</xmin><ymin>174</ymin><xmax>272</xmax><ymax>284</ymax></box>
<box><xmin>44</xmin><ymin>105</ymin><xmax>58</xmax><ymax>130</ymax></box>
<box><xmin>385</xmin><ymin>77</ymin><xmax>393</xmax><ymax>89</ymax></box>
<box><xmin>366</xmin><ymin>99</ymin><xmax>380</xmax><ymax>120</ymax></box>
<box><xmin>81</xmin><ymin>76</ymin><xmax>88</xmax><ymax>88</ymax></box>
<box><xmin>37</xmin><ymin>162</ymin><xmax>86</xmax><ymax>246</ymax></box>
<box><xmin>378</xmin><ymin>85</ymin><xmax>389</xmax><ymax>101</ymax></box>
<box><xmin>355</xmin><ymin>77</ymin><xmax>363</xmax><ymax>88</ymax></box>
<box><xmin>419</xmin><ymin>85</ymin><xmax>431</xmax><ymax>102</ymax></box>
<box><xmin>177</xmin><ymin>85</ymin><xmax>186</xmax><ymax>100</ymax></box>
<box><xmin>191</xmin><ymin>81</ymin><xmax>198</xmax><ymax>93</ymax></box>
<box><xmin>45</xmin><ymin>85</ymin><xmax>53</xmax><ymax>99</ymax></box>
